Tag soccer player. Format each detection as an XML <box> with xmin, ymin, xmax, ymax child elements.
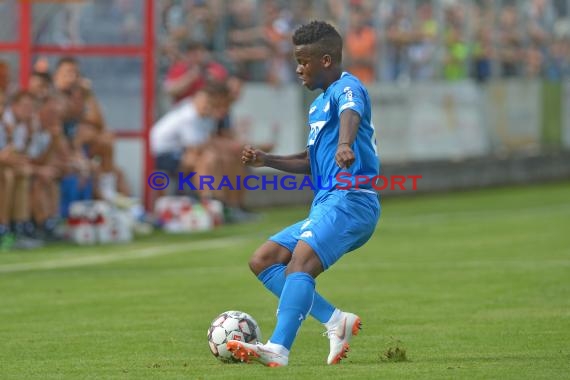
<box><xmin>227</xmin><ymin>21</ymin><xmax>380</xmax><ymax>366</ymax></box>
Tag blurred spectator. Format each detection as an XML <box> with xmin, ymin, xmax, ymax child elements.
<box><xmin>163</xmin><ymin>41</ymin><xmax>228</xmax><ymax>104</ymax></box>
<box><xmin>28</xmin><ymin>71</ymin><xmax>52</xmax><ymax>102</ymax></box>
<box><xmin>442</xmin><ymin>4</ymin><xmax>469</xmax><ymax>81</ymax></box>
<box><xmin>345</xmin><ymin>4</ymin><xmax>377</xmax><ymax>84</ymax></box>
<box><xmin>222</xmin><ymin>0</ymin><xmax>271</xmax><ymax>81</ymax></box>
<box><xmin>0</xmin><ymin>60</ymin><xmax>14</xmax><ymax>95</ymax></box>
<box><xmin>34</xmin><ymin>56</ymin><xmax>51</xmax><ymax>75</ymax></box>
<box><xmin>526</xmin><ymin>0</ymin><xmax>555</xmax><ymax>47</ymax></box>
<box><xmin>29</xmin><ymin>95</ymin><xmax>66</xmax><ymax>240</ymax></box>
<box><xmin>498</xmin><ymin>5</ymin><xmax>523</xmax><ymax>78</ymax></box>
<box><xmin>384</xmin><ymin>4</ymin><xmax>414</xmax><ymax>82</ymax></box>
<box><xmin>52</xmin><ymin>57</ymin><xmax>130</xmax><ymax>208</ymax></box>
<box><xmin>443</xmin><ymin>25</ymin><xmax>469</xmax><ymax>81</ymax></box>
<box><xmin>524</xmin><ymin>44</ymin><xmax>545</xmax><ymax>78</ymax></box>
<box><xmin>160</xmin><ymin>0</ymin><xmax>189</xmax><ymax>47</ymax></box>
<box><xmin>409</xmin><ymin>2</ymin><xmax>438</xmax><ymax>81</ymax></box>
<box><xmin>325</xmin><ymin>0</ymin><xmax>346</xmax><ymax>23</ymax></box>
<box><xmin>186</xmin><ymin>0</ymin><xmax>218</xmax><ymax>50</ymax></box>
<box><xmin>53</xmin><ymin>57</ymin><xmax>106</xmax><ymax>130</ymax></box>
<box><xmin>151</xmin><ymin>82</ymin><xmax>228</xmax><ymax>198</ymax></box>
<box><xmin>544</xmin><ymin>37</ymin><xmax>570</xmax><ymax>81</ymax></box>
<box><xmin>264</xmin><ymin>1</ymin><xmax>296</xmax><ymax>85</ymax></box>
<box><xmin>0</xmin><ymin>90</ymin><xmax>16</xmax><ymax>249</ymax></box>
<box><xmin>52</xmin><ymin>60</ymin><xmax>96</xmax><ymax>218</ymax></box>
<box><xmin>0</xmin><ymin>91</ymin><xmax>43</xmax><ymax>249</ymax></box>
<box><xmin>471</xmin><ymin>26</ymin><xmax>494</xmax><ymax>83</ymax></box>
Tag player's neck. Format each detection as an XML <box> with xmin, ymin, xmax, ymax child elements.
<box><xmin>321</xmin><ymin>68</ymin><xmax>343</xmax><ymax>92</ymax></box>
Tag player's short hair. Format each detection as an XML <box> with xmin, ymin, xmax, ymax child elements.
<box><xmin>292</xmin><ymin>20</ymin><xmax>343</xmax><ymax>64</ymax></box>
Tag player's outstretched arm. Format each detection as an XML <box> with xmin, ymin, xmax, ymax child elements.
<box><xmin>241</xmin><ymin>145</ymin><xmax>310</xmax><ymax>174</ymax></box>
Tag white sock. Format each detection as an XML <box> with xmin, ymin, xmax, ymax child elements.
<box><xmin>99</xmin><ymin>172</ymin><xmax>117</xmax><ymax>202</ymax></box>
<box><xmin>324</xmin><ymin>309</ymin><xmax>344</xmax><ymax>330</ymax></box>
<box><xmin>265</xmin><ymin>341</ymin><xmax>290</xmax><ymax>357</ymax></box>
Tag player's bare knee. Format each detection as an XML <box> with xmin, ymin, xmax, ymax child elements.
<box><xmin>249</xmin><ymin>242</ymin><xmax>291</xmax><ymax>275</ymax></box>
<box><xmin>248</xmin><ymin>249</ymin><xmax>276</xmax><ymax>275</ymax></box>
<box><xmin>248</xmin><ymin>254</ymin><xmax>264</xmax><ymax>275</ymax></box>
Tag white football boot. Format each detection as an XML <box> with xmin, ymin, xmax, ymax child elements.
<box><xmin>324</xmin><ymin>312</ymin><xmax>362</xmax><ymax>365</ymax></box>
<box><xmin>226</xmin><ymin>340</ymin><xmax>288</xmax><ymax>367</ymax></box>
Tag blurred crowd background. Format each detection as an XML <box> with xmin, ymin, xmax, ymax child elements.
<box><xmin>153</xmin><ymin>0</ymin><xmax>570</xmax><ymax>84</ymax></box>
<box><xmin>0</xmin><ymin>0</ymin><xmax>569</xmax><ymax>250</ymax></box>
<box><xmin>0</xmin><ymin>1</ymin><xmax>568</xmax><ymax>90</ymax></box>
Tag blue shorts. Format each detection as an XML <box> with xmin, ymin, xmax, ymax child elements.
<box><xmin>269</xmin><ymin>190</ymin><xmax>380</xmax><ymax>270</ymax></box>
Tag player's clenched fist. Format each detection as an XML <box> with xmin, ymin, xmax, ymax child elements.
<box><xmin>241</xmin><ymin>145</ymin><xmax>266</xmax><ymax>167</ymax></box>
<box><xmin>335</xmin><ymin>144</ymin><xmax>355</xmax><ymax>169</ymax></box>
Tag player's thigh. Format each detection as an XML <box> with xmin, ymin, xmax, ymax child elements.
<box><xmin>248</xmin><ymin>219</ymin><xmax>307</xmax><ymax>274</ymax></box>
<box><xmin>268</xmin><ymin>219</ymin><xmax>307</xmax><ymax>255</ymax></box>
<box><xmin>299</xmin><ymin>192</ymin><xmax>379</xmax><ymax>270</ymax></box>
<box><xmin>344</xmin><ymin>191</ymin><xmax>381</xmax><ymax>251</ymax></box>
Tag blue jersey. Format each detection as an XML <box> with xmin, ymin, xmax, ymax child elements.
<box><xmin>306</xmin><ymin>72</ymin><xmax>379</xmax><ymax>201</ymax></box>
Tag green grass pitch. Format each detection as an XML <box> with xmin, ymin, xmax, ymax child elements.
<box><xmin>1</xmin><ymin>182</ymin><xmax>569</xmax><ymax>379</ymax></box>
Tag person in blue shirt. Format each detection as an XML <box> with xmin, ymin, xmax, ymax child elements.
<box><xmin>227</xmin><ymin>20</ymin><xmax>381</xmax><ymax>367</ymax></box>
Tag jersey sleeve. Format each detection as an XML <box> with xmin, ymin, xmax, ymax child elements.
<box><xmin>334</xmin><ymin>79</ymin><xmax>366</xmax><ymax>118</ymax></box>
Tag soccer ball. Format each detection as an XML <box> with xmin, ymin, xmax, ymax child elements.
<box><xmin>207</xmin><ymin>310</ymin><xmax>262</xmax><ymax>363</ymax></box>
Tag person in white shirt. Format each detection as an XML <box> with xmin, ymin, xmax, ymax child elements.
<box><xmin>151</xmin><ymin>82</ymin><xmax>231</xmax><ymax>200</ymax></box>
